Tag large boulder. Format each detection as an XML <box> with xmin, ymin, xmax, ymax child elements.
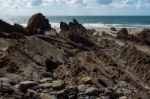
<box><xmin>26</xmin><ymin>13</ymin><xmax>51</xmax><ymax>34</ymax></box>
<box><xmin>117</xmin><ymin>28</ymin><xmax>128</xmax><ymax>39</ymax></box>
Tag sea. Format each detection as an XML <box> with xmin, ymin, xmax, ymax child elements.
<box><xmin>0</xmin><ymin>16</ymin><xmax>150</xmax><ymax>28</ymax></box>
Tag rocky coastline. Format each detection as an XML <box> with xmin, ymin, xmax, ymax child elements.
<box><xmin>0</xmin><ymin>13</ymin><xmax>150</xmax><ymax>99</ymax></box>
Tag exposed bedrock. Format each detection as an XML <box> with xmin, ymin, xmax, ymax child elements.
<box><xmin>0</xmin><ymin>13</ymin><xmax>150</xmax><ymax>99</ymax></box>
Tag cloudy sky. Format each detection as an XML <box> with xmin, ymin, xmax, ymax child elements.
<box><xmin>0</xmin><ymin>0</ymin><xmax>150</xmax><ymax>16</ymax></box>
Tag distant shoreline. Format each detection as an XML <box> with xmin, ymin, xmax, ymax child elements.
<box><xmin>21</xmin><ymin>23</ymin><xmax>150</xmax><ymax>29</ymax></box>
<box><xmin>20</xmin><ymin>23</ymin><xmax>149</xmax><ymax>34</ymax></box>
<box><xmin>0</xmin><ymin>16</ymin><xmax>150</xmax><ymax>29</ymax></box>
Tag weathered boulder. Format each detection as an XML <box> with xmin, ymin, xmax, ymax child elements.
<box><xmin>81</xmin><ymin>77</ymin><xmax>93</xmax><ymax>84</ymax></box>
<box><xmin>26</xmin><ymin>13</ymin><xmax>51</xmax><ymax>34</ymax></box>
<box><xmin>84</xmin><ymin>87</ymin><xmax>99</xmax><ymax>96</ymax></box>
<box><xmin>60</xmin><ymin>22</ymin><xmax>69</xmax><ymax>31</ymax></box>
<box><xmin>117</xmin><ymin>28</ymin><xmax>128</xmax><ymax>39</ymax></box>
<box><xmin>52</xmin><ymin>80</ymin><xmax>65</xmax><ymax>90</ymax></box>
<box><xmin>39</xmin><ymin>93</ymin><xmax>52</xmax><ymax>99</ymax></box>
<box><xmin>111</xmin><ymin>27</ymin><xmax>117</xmax><ymax>31</ymax></box>
<box><xmin>18</xmin><ymin>81</ymin><xmax>37</xmax><ymax>92</ymax></box>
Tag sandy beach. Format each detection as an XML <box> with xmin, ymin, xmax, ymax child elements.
<box><xmin>55</xmin><ymin>26</ymin><xmax>146</xmax><ymax>36</ymax></box>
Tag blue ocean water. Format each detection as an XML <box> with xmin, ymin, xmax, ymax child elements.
<box><xmin>1</xmin><ymin>16</ymin><xmax>150</xmax><ymax>28</ymax></box>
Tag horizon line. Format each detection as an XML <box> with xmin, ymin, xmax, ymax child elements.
<box><xmin>1</xmin><ymin>15</ymin><xmax>150</xmax><ymax>17</ymax></box>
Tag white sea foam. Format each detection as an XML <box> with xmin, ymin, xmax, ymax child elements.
<box><xmin>83</xmin><ymin>23</ymin><xmax>150</xmax><ymax>28</ymax></box>
<box><xmin>21</xmin><ymin>23</ymin><xmax>60</xmax><ymax>28</ymax></box>
<box><xmin>21</xmin><ymin>23</ymin><xmax>150</xmax><ymax>29</ymax></box>
<box><xmin>51</xmin><ymin>23</ymin><xmax>60</xmax><ymax>27</ymax></box>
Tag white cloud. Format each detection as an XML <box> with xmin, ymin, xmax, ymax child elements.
<box><xmin>0</xmin><ymin>0</ymin><xmax>150</xmax><ymax>9</ymax></box>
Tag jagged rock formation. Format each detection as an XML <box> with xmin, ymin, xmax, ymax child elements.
<box><xmin>135</xmin><ymin>29</ymin><xmax>150</xmax><ymax>45</ymax></box>
<box><xmin>0</xmin><ymin>13</ymin><xmax>150</xmax><ymax>99</ymax></box>
<box><xmin>0</xmin><ymin>20</ymin><xmax>27</xmax><ymax>38</ymax></box>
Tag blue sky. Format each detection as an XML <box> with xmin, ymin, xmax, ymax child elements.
<box><xmin>0</xmin><ymin>0</ymin><xmax>150</xmax><ymax>16</ymax></box>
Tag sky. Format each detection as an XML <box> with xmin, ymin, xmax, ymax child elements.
<box><xmin>0</xmin><ymin>0</ymin><xmax>150</xmax><ymax>16</ymax></box>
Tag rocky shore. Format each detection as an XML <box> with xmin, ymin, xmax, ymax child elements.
<box><xmin>0</xmin><ymin>13</ymin><xmax>150</xmax><ymax>99</ymax></box>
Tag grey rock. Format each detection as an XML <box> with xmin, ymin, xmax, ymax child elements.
<box><xmin>0</xmin><ymin>83</ymin><xmax>15</xmax><ymax>93</ymax></box>
<box><xmin>81</xmin><ymin>77</ymin><xmax>93</xmax><ymax>84</ymax></box>
<box><xmin>18</xmin><ymin>81</ymin><xmax>37</xmax><ymax>92</ymax></box>
<box><xmin>39</xmin><ymin>78</ymin><xmax>53</xmax><ymax>84</ymax></box>
<box><xmin>57</xmin><ymin>90</ymin><xmax>68</xmax><ymax>99</ymax></box>
<box><xmin>26</xmin><ymin>89</ymin><xmax>39</xmax><ymax>98</ymax></box>
<box><xmin>40</xmin><ymin>83</ymin><xmax>52</xmax><ymax>88</ymax></box>
<box><xmin>77</xmin><ymin>84</ymin><xmax>86</xmax><ymax>92</ymax></box>
<box><xmin>84</xmin><ymin>87</ymin><xmax>99</xmax><ymax>96</ymax></box>
<box><xmin>52</xmin><ymin>80</ymin><xmax>65</xmax><ymax>90</ymax></box>
<box><xmin>39</xmin><ymin>93</ymin><xmax>52</xmax><ymax>99</ymax></box>
<box><xmin>117</xmin><ymin>28</ymin><xmax>128</xmax><ymax>39</ymax></box>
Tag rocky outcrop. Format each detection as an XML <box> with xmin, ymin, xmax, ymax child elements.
<box><xmin>136</xmin><ymin>29</ymin><xmax>150</xmax><ymax>45</ymax></box>
<box><xmin>0</xmin><ymin>20</ymin><xmax>27</xmax><ymax>38</ymax></box>
<box><xmin>59</xmin><ymin>19</ymin><xmax>95</xmax><ymax>47</ymax></box>
<box><xmin>0</xmin><ymin>20</ymin><xmax>27</xmax><ymax>34</ymax></box>
<box><xmin>0</xmin><ymin>19</ymin><xmax>14</xmax><ymax>33</ymax></box>
<box><xmin>26</xmin><ymin>13</ymin><xmax>51</xmax><ymax>34</ymax></box>
<box><xmin>0</xmin><ymin>13</ymin><xmax>150</xmax><ymax>99</ymax></box>
<box><xmin>60</xmin><ymin>21</ymin><xmax>69</xmax><ymax>31</ymax></box>
<box><xmin>13</xmin><ymin>23</ymin><xmax>27</xmax><ymax>34</ymax></box>
<box><xmin>116</xmin><ymin>28</ymin><xmax>150</xmax><ymax>46</ymax></box>
<box><xmin>120</xmin><ymin>44</ymin><xmax>150</xmax><ymax>85</ymax></box>
<box><xmin>117</xmin><ymin>28</ymin><xmax>128</xmax><ymax>39</ymax></box>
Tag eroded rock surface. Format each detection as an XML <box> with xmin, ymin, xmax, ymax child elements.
<box><xmin>26</xmin><ymin>13</ymin><xmax>51</xmax><ymax>34</ymax></box>
<box><xmin>0</xmin><ymin>14</ymin><xmax>150</xmax><ymax>99</ymax></box>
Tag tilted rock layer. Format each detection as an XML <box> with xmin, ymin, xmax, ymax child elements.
<box><xmin>0</xmin><ymin>13</ymin><xmax>150</xmax><ymax>99</ymax></box>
